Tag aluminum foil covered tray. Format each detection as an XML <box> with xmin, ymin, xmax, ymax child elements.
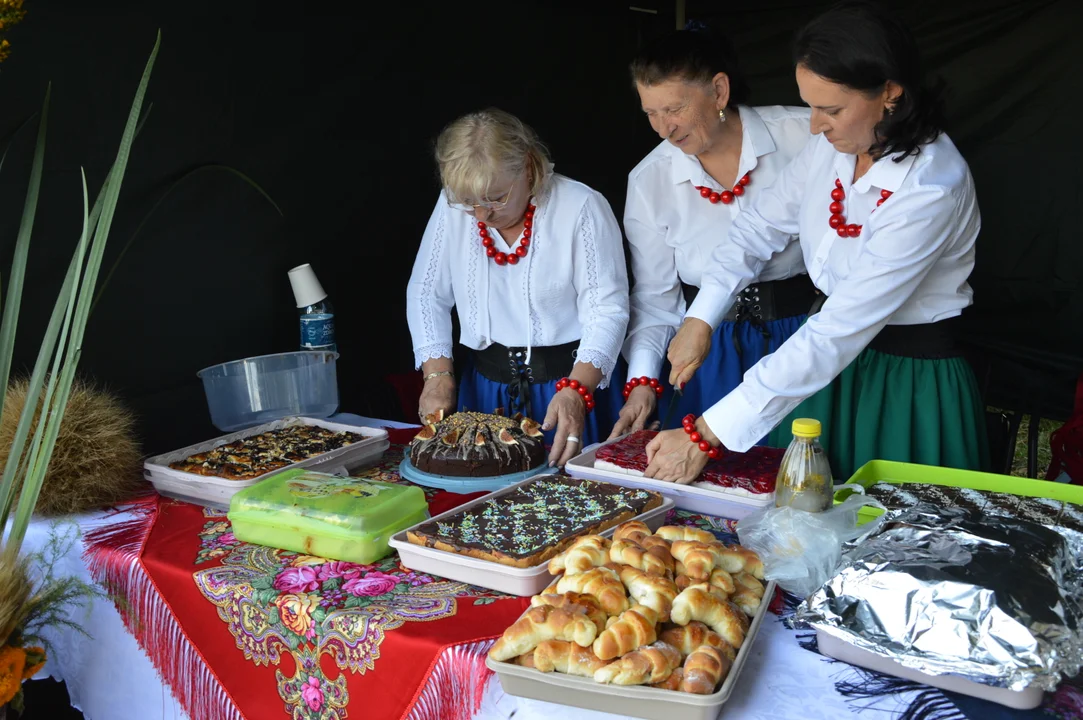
<box><xmin>798</xmin><ymin>502</ymin><xmax>1083</xmax><ymax>695</ymax></box>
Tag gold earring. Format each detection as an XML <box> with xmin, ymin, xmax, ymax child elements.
<box><xmin>718</xmin><ymin>109</ymin><xmax>726</xmax><ymax>123</ymax></box>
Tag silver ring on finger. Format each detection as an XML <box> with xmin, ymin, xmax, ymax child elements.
<box><xmin>566</xmin><ymin>435</ymin><xmax>580</xmax><ymax>445</ymax></box>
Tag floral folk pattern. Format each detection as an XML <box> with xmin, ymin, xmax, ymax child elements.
<box><xmin>192</xmin><ymin>449</ymin><xmax>508</xmax><ymax>719</ymax></box>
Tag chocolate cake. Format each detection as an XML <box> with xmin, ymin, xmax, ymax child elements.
<box><xmin>409</xmin><ymin>411</ymin><xmax>546</xmax><ymax>477</ymax></box>
<box><xmin>865</xmin><ymin>482</ymin><xmax>1082</xmax><ymax>532</ymax></box>
<box><xmin>405</xmin><ymin>475</ymin><xmax>663</xmax><ymax>567</ymax></box>
<box><xmin>594</xmin><ymin>430</ymin><xmax>781</xmax><ymax>495</ymax></box>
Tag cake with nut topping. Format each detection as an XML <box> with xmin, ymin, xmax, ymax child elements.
<box><xmin>409</xmin><ymin>410</ymin><xmax>546</xmax><ymax>477</ymax></box>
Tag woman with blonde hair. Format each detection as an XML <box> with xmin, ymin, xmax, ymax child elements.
<box><xmin>407</xmin><ymin>108</ymin><xmax>629</xmax><ymax>466</ymax></box>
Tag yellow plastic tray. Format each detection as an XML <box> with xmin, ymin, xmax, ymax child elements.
<box><xmin>835</xmin><ymin>460</ymin><xmax>1083</xmax><ymax>525</ymax></box>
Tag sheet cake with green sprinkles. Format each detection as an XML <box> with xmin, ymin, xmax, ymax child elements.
<box><xmin>405</xmin><ymin>475</ymin><xmax>663</xmax><ymax>568</ymax></box>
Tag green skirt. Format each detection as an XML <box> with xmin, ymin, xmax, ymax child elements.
<box><xmin>768</xmin><ymin>347</ymin><xmax>990</xmax><ymax>481</ymax></box>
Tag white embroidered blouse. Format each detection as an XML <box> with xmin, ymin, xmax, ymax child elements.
<box><xmin>406</xmin><ymin>174</ymin><xmax>630</xmax><ymax>387</ymax></box>
<box><xmin>622</xmin><ymin>105</ymin><xmax>813</xmax><ymax>380</ymax></box>
<box><xmin>686</xmin><ymin>132</ymin><xmax>980</xmax><ymax>451</ymax></box>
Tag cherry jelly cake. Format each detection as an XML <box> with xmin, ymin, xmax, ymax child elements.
<box><xmin>594</xmin><ymin>430</ymin><xmax>781</xmax><ymax>495</ymax></box>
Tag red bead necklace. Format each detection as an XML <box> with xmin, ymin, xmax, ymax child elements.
<box><xmin>694</xmin><ymin>171</ymin><xmax>752</xmax><ymax>205</ymax></box>
<box><xmin>828</xmin><ymin>178</ymin><xmax>892</xmax><ymax>238</ymax></box>
<box><xmin>478</xmin><ymin>203</ymin><xmax>536</xmax><ymax>266</ymax></box>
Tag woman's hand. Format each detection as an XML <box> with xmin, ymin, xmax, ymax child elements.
<box><xmin>667</xmin><ymin>318</ymin><xmax>713</xmax><ymax>389</ymax></box>
<box><xmin>608</xmin><ymin>385</ymin><xmax>658</xmax><ymax>440</ymax></box>
<box><xmin>418</xmin><ymin>375</ymin><xmax>456</xmax><ymax>422</ymax></box>
<box><xmin>543</xmin><ymin>388</ymin><xmax>587</xmax><ymax>468</ymax></box>
<box><xmin>643</xmin><ymin>416</ymin><xmax>720</xmax><ymax>484</ymax></box>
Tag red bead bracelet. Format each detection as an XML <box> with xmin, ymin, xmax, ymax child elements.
<box><xmin>682</xmin><ymin>414</ymin><xmax>721</xmax><ymax>459</ymax></box>
<box><xmin>623</xmin><ymin>375</ymin><xmax>664</xmax><ymax>401</ymax></box>
<box><xmin>556</xmin><ymin>377</ymin><xmax>595</xmax><ymax>413</ymax></box>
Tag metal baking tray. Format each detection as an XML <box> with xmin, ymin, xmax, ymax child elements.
<box><xmin>565</xmin><ymin>439</ymin><xmax>774</xmax><ymax>520</ymax></box>
<box><xmin>487</xmin><ymin>581</ymin><xmax>777</xmax><ymax>720</ymax></box>
<box><xmin>388</xmin><ymin>474</ymin><xmax>674</xmax><ymax>596</ymax></box>
<box><xmin>144</xmin><ymin>416</ymin><xmax>389</xmax><ymax>509</ymax></box>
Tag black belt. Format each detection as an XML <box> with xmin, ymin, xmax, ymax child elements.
<box><xmin>681</xmin><ymin>275</ymin><xmax>818</xmax><ymax>323</ymax></box>
<box><xmin>809</xmin><ymin>295</ymin><xmax>963</xmax><ymax>359</ymax></box>
<box><xmin>682</xmin><ymin>275</ymin><xmax>818</xmax><ymax>358</ymax></box>
<box><xmin>471</xmin><ymin>340</ymin><xmax>578</xmax><ymax>417</ymax></box>
<box><xmin>869</xmin><ymin>319</ymin><xmax>963</xmax><ymax>359</ymax></box>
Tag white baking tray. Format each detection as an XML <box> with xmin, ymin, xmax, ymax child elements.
<box><xmin>816</xmin><ymin>629</ymin><xmax>1045</xmax><ymax>710</ymax></box>
<box><xmin>389</xmin><ymin>474</ymin><xmax>674</xmax><ymax>596</ymax></box>
<box><xmin>565</xmin><ymin>439</ymin><xmax>774</xmax><ymax>520</ymax></box>
<box><xmin>487</xmin><ymin>580</ymin><xmax>776</xmax><ymax>720</ymax></box>
<box><xmin>144</xmin><ymin>416</ymin><xmax>390</xmax><ymax>509</ymax></box>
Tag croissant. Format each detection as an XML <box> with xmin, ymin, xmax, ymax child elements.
<box><xmin>618</xmin><ymin>565</ymin><xmax>679</xmax><ymax>622</ymax></box>
<box><xmin>613</xmin><ymin>520</ymin><xmax>652</xmax><ymax>544</ymax></box>
<box><xmin>548</xmin><ymin>535</ymin><xmax>611</xmax><ymax>576</ymax></box>
<box><xmin>639</xmin><ymin>537</ymin><xmax>676</xmax><ymax>577</ymax></box>
<box><xmin>670</xmin><ymin>587</ymin><xmax>749</xmax><ymax>649</ymax></box>
<box><xmin>670</xmin><ymin>541</ymin><xmax>716</xmax><ymax>580</ymax></box>
<box><xmin>488</xmin><ymin>605</ymin><xmax>599</xmax><ymax>661</ymax></box>
<box><xmin>656</xmin><ymin>525</ymin><xmax>716</xmax><ymax>544</ymax></box>
<box><xmin>610</xmin><ymin>539</ymin><xmax>669</xmax><ymax>576</ymax></box>
<box><xmin>706</xmin><ymin>543</ymin><xmax>764</xmax><ymax>579</ymax></box>
<box><xmin>708</xmin><ymin>568</ymin><xmax>737</xmax><ymax>595</ymax></box>
<box><xmin>530</xmin><ymin>592</ymin><xmax>608</xmax><ymax>632</ymax></box>
<box><xmin>734</xmin><ymin>571</ymin><xmax>765</xmax><ymax>598</ymax></box>
<box><xmin>591</xmin><ymin>604</ymin><xmax>659</xmax><ymax>660</ymax></box>
<box><xmin>514</xmin><ymin>652</ymin><xmax>537</xmax><ymax>668</ymax></box>
<box><xmin>679</xmin><ymin>645</ymin><xmax>731</xmax><ymax>694</ymax></box>
<box><xmin>649</xmin><ymin>667</ymin><xmax>684</xmax><ymax>691</ymax></box>
<box><xmin>593</xmin><ymin>641</ymin><xmax>682</xmax><ymax>685</ymax></box>
<box><xmin>731</xmin><ymin>591</ymin><xmax>761</xmax><ymax>616</ymax></box>
<box><xmin>533</xmin><ymin>640</ymin><xmax>609</xmax><ymax>677</ymax></box>
<box><xmin>556</xmin><ymin>567</ymin><xmax>630</xmax><ymax>616</ymax></box>
<box><xmin>729</xmin><ymin>546</ymin><xmax>765</xmax><ymax>580</ymax></box>
<box><xmin>659</xmin><ymin>621</ymin><xmax>737</xmax><ymax>661</ymax></box>
<box><xmin>684</xmin><ymin>581</ymin><xmax>729</xmax><ymax>603</ymax></box>
<box><xmin>730</xmin><ymin>572</ymin><xmax>766</xmax><ymax>615</ymax></box>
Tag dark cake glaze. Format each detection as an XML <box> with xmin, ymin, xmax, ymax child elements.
<box><xmin>411</xmin><ymin>476</ymin><xmax>661</xmax><ymax>559</ymax></box>
<box><xmin>410</xmin><ymin>411</ymin><xmax>546</xmax><ymax>477</ymax></box>
<box><xmin>595</xmin><ymin>430</ymin><xmax>781</xmax><ymax>494</ymax></box>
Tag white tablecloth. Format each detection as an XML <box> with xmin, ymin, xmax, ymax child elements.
<box><xmin>20</xmin><ymin>414</ymin><xmax>916</xmax><ymax>720</ymax></box>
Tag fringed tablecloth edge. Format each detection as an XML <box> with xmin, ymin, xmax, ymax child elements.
<box><xmin>402</xmin><ymin>635</ymin><xmax>499</xmax><ymax>720</ymax></box>
<box><xmin>82</xmin><ymin>496</ymin><xmax>248</xmax><ymax>720</ymax></box>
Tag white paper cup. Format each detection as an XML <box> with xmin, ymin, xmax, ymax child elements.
<box><xmin>288</xmin><ymin>263</ymin><xmax>327</xmax><ymax>308</ymax></box>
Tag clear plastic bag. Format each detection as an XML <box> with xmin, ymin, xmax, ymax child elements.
<box><xmin>736</xmin><ymin>490</ymin><xmax>887</xmax><ymax>598</ymax></box>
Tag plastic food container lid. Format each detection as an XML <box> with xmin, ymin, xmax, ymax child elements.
<box><xmin>228</xmin><ymin>468</ymin><xmax>426</xmax><ymax>537</ymax></box>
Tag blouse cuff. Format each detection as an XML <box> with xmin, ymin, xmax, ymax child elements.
<box><xmin>413</xmin><ymin>343</ymin><xmax>454</xmax><ymax>370</ymax></box>
<box><xmin>627</xmin><ymin>348</ymin><xmax>665</xmax><ymax>382</ymax></box>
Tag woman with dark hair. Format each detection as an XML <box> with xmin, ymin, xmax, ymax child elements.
<box><xmin>611</xmin><ymin>22</ymin><xmax>815</xmax><ymax>438</ymax></box>
<box><xmin>644</xmin><ymin>0</ymin><xmax>988</xmax><ymax>482</ymax></box>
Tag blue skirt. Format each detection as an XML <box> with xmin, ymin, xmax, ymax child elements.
<box><xmin>656</xmin><ymin>315</ymin><xmax>805</xmax><ymax>443</ymax></box>
<box><xmin>458</xmin><ymin>357</ymin><xmax>624</xmax><ymax>447</ymax></box>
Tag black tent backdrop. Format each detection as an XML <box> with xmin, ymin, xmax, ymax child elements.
<box><xmin>0</xmin><ymin>0</ymin><xmax>1079</xmax><ymax>456</ymax></box>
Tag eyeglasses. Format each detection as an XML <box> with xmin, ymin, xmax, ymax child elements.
<box><xmin>447</xmin><ymin>177</ymin><xmax>519</xmax><ymax>213</ymax></box>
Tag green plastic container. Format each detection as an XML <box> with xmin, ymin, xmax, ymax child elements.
<box><xmin>228</xmin><ymin>468</ymin><xmax>428</xmax><ymax>564</ymax></box>
<box><xmin>836</xmin><ymin>460</ymin><xmax>1083</xmax><ymax>525</ymax></box>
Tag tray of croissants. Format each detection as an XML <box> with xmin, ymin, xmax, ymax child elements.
<box><xmin>485</xmin><ymin>520</ymin><xmax>774</xmax><ymax>720</ymax></box>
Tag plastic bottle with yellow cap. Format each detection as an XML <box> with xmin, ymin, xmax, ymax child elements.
<box><xmin>775</xmin><ymin>418</ymin><xmax>835</xmax><ymax>512</ymax></box>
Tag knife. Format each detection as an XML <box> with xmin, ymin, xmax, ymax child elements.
<box><xmin>659</xmin><ymin>386</ymin><xmax>683</xmax><ymax>431</ymax></box>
